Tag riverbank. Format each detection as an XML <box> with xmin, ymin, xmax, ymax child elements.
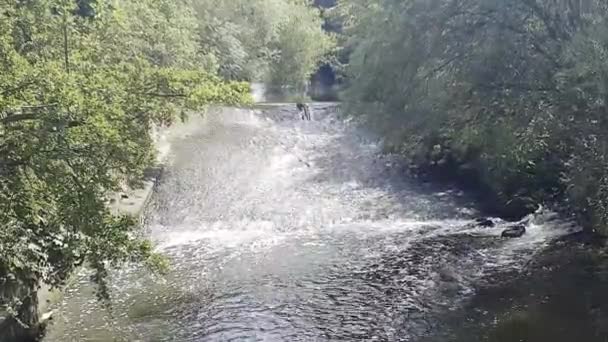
<box><xmin>2</xmin><ymin>112</ymin><xmax>216</xmax><ymax>342</ymax></box>
<box><xmin>397</xmin><ymin>143</ymin><xmax>608</xmax><ymax>241</ymax></box>
<box><xmin>0</xmin><ymin>169</ymin><xmax>161</xmax><ymax>342</ymax></box>
<box><xmin>376</xmin><ymin>123</ymin><xmax>608</xmax><ymax>341</ymax></box>
<box><xmin>0</xmin><ymin>167</ymin><xmax>163</xmax><ymax>342</ymax></box>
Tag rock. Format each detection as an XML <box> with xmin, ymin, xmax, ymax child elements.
<box><xmin>501</xmin><ymin>224</ymin><xmax>526</xmax><ymax>238</ymax></box>
<box><xmin>438</xmin><ymin>266</ymin><xmax>460</xmax><ymax>282</ymax></box>
<box><xmin>475</xmin><ymin>218</ymin><xmax>494</xmax><ymax>228</ymax></box>
<box><xmin>40</xmin><ymin>310</ymin><xmax>55</xmax><ymax>323</ymax></box>
<box><xmin>120</xmin><ymin>194</ymin><xmax>129</xmax><ymax>199</ymax></box>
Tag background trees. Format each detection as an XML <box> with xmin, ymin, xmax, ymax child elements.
<box><xmin>194</xmin><ymin>0</ymin><xmax>334</xmax><ymax>95</ymax></box>
<box><xmin>338</xmin><ymin>0</ymin><xmax>608</xmax><ymax>231</ymax></box>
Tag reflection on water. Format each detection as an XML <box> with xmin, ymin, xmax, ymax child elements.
<box><xmin>46</xmin><ymin>105</ymin><xmax>580</xmax><ymax>341</ymax></box>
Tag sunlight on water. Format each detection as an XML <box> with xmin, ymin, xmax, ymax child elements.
<box><xmin>45</xmin><ymin>105</ymin><xmax>579</xmax><ymax>342</ymax></box>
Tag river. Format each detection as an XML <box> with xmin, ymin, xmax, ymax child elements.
<box><xmin>45</xmin><ymin>104</ymin><xmax>583</xmax><ymax>341</ymax></box>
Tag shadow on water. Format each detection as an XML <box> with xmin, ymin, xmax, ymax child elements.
<box><xmin>421</xmin><ymin>240</ymin><xmax>608</xmax><ymax>342</ymax></box>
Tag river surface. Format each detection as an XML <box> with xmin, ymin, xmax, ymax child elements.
<box><xmin>46</xmin><ymin>104</ymin><xmax>580</xmax><ymax>341</ymax></box>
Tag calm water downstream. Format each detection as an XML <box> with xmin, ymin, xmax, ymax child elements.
<box><xmin>46</xmin><ymin>104</ymin><xmax>580</xmax><ymax>341</ymax></box>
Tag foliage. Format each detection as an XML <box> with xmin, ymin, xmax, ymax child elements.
<box><xmin>339</xmin><ymin>0</ymin><xmax>608</xmax><ymax>230</ymax></box>
<box><xmin>116</xmin><ymin>0</ymin><xmax>204</xmax><ymax>68</ymax></box>
<box><xmin>0</xmin><ymin>0</ymin><xmax>250</xmax><ymax>328</ymax></box>
<box><xmin>193</xmin><ymin>0</ymin><xmax>334</xmax><ymax>92</ymax></box>
<box><xmin>269</xmin><ymin>3</ymin><xmax>335</xmax><ymax>93</ymax></box>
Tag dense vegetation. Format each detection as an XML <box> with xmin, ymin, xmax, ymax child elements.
<box><xmin>0</xmin><ymin>0</ymin><xmax>330</xmax><ymax>339</ymax></box>
<box><xmin>195</xmin><ymin>0</ymin><xmax>334</xmax><ymax>94</ymax></box>
<box><xmin>338</xmin><ymin>0</ymin><xmax>608</xmax><ymax>233</ymax></box>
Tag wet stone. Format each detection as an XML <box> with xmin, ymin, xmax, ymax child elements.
<box><xmin>501</xmin><ymin>225</ymin><xmax>526</xmax><ymax>238</ymax></box>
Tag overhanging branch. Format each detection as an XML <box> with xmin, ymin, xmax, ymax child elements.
<box><xmin>0</xmin><ymin>114</ymin><xmax>38</xmax><ymax>124</ymax></box>
<box><xmin>141</xmin><ymin>93</ymin><xmax>188</xmax><ymax>98</ymax></box>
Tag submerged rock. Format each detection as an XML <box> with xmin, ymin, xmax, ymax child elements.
<box><xmin>501</xmin><ymin>225</ymin><xmax>526</xmax><ymax>238</ymax></box>
<box><xmin>438</xmin><ymin>266</ymin><xmax>461</xmax><ymax>283</ymax></box>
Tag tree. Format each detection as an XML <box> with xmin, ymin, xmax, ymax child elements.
<box><xmin>339</xmin><ymin>0</ymin><xmax>608</xmax><ymax>228</ymax></box>
<box><xmin>268</xmin><ymin>3</ymin><xmax>335</xmax><ymax>94</ymax></box>
<box><xmin>0</xmin><ymin>1</ymin><xmax>249</xmax><ymax>339</ymax></box>
<box><xmin>193</xmin><ymin>0</ymin><xmax>334</xmax><ymax>92</ymax></box>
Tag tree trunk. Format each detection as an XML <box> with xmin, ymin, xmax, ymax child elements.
<box><xmin>0</xmin><ymin>279</ymin><xmax>44</xmax><ymax>342</ymax></box>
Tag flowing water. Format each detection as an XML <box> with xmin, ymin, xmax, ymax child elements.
<box><xmin>45</xmin><ymin>104</ymin><xmax>579</xmax><ymax>341</ymax></box>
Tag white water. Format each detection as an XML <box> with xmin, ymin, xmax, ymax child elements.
<box><xmin>46</xmin><ymin>105</ymin><xmax>579</xmax><ymax>341</ymax></box>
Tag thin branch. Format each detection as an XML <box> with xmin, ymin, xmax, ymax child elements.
<box><xmin>141</xmin><ymin>93</ymin><xmax>188</xmax><ymax>98</ymax></box>
<box><xmin>476</xmin><ymin>82</ymin><xmax>558</xmax><ymax>93</ymax></box>
<box><xmin>63</xmin><ymin>15</ymin><xmax>70</xmax><ymax>74</ymax></box>
<box><xmin>0</xmin><ymin>103</ymin><xmax>60</xmax><ymax>124</ymax></box>
<box><xmin>65</xmin><ymin>159</ymin><xmax>86</xmax><ymax>192</ymax></box>
<box><xmin>0</xmin><ymin>114</ymin><xmax>38</xmax><ymax>124</ymax></box>
<box><xmin>421</xmin><ymin>54</ymin><xmax>463</xmax><ymax>80</ymax></box>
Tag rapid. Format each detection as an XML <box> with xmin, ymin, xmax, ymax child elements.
<box><xmin>45</xmin><ymin>104</ymin><xmax>579</xmax><ymax>341</ymax></box>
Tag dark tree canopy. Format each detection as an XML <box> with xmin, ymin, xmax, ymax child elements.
<box><xmin>339</xmin><ymin>0</ymin><xmax>608</xmax><ymax>231</ymax></box>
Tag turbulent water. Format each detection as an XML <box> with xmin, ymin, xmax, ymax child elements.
<box><xmin>46</xmin><ymin>104</ymin><xmax>579</xmax><ymax>341</ymax></box>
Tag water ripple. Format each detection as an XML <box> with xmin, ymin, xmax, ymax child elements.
<box><xmin>45</xmin><ymin>105</ymin><xmax>577</xmax><ymax>342</ymax></box>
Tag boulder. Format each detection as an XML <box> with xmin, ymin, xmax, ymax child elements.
<box><xmin>501</xmin><ymin>224</ymin><xmax>526</xmax><ymax>238</ymax></box>
<box><xmin>475</xmin><ymin>218</ymin><xmax>494</xmax><ymax>228</ymax></box>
